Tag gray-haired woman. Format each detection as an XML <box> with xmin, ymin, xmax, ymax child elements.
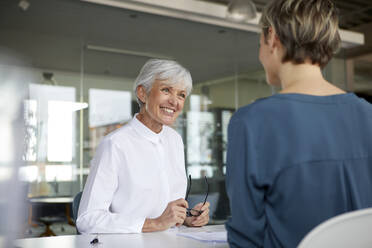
<box><xmin>77</xmin><ymin>59</ymin><xmax>210</xmax><ymax>234</ymax></box>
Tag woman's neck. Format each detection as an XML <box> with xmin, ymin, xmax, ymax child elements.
<box><xmin>136</xmin><ymin>109</ymin><xmax>163</xmax><ymax>134</ymax></box>
<box><xmin>278</xmin><ymin>62</ymin><xmax>345</xmax><ymax>96</ymax></box>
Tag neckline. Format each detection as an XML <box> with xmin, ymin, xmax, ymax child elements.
<box><xmin>131</xmin><ymin>114</ymin><xmax>164</xmax><ymax>144</ymax></box>
<box><xmin>271</xmin><ymin>92</ymin><xmax>357</xmax><ymax>104</ymax></box>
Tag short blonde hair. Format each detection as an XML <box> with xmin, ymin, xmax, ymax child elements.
<box><xmin>260</xmin><ymin>0</ymin><xmax>341</xmax><ymax>68</ymax></box>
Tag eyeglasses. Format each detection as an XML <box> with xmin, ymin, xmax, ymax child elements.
<box><xmin>185</xmin><ymin>175</ymin><xmax>209</xmax><ymax>217</ymax></box>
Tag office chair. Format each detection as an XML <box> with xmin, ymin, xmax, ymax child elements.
<box><xmin>298</xmin><ymin>207</ymin><xmax>372</xmax><ymax>248</ymax></box>
<box><xmin>72</xmin><ymin>191</ymin><xmax>82</xmax><ymax>233</ymax></box>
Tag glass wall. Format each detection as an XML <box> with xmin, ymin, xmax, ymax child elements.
<box><xmin>354</xmin><ymin>56</ymin><xmax>372</xmax><ymax>103</ymax></box>
<box><xmin>1</xmin><ymin>0</ymin><xmax>367</xmax><ymax>223</ymax></box>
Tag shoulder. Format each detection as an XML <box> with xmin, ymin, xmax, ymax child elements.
<box><xmin>230</xmin><ymin>96</ymin><xmax>283</xmax><ymax>125</ymax></box>
<box><xmin>163</xmin><ymin>126</ymin><xmax>183</xmax><ymax>142</ymax></box>
<box><xmin>100</xmin><ymin>124</ymin><xmax>133</xmax><ymax>148</ymax></box>
<box><xmin>163</xmin><ymin>126</ymin><xmax>184</xmax><ymax>150</ymax></box>
<box><xmin>357</xmin><ymin>96</ymin><xmax>372</xmax><ymax>108</ymax></box>
<box><xmin>352</xmin><ymin>96</ymin><xmax>372</xmax><ymax>119</ymax></box>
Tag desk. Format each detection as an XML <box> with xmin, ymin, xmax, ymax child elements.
<box><xmin>15</xmin><ymin>225</ymin><xmax>228</xmax><ymax>248</ymax></box>
<box><xmin>28</xmin><ymin>197</ymin><xmax>74</xmax><ymax>236</ymax></box>
<box><xmin>29</xmin><ymin>197</ymin><xmax>74</xmax><ymax>204</ymax></box>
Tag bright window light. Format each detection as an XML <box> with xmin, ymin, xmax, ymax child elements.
<box><xmin>187</xmin><ymin>165</ymin><xmax>214</xmax><ymax>179</ymax></box>
<box><xmin>186</xmin><ymin>111</ymin><xmax>214</xmax><ymax>164</ymax></box>
<box><xmin>24</xmin><ymin>100</ymin><xmax>37</xmax><ymax>161</ymax></box>
<box><xmin>47</xmin><ymin>101</ymin><xmax>73</xmax><ymax>162</ymax></box>
<box><xmin>89</xmin><ymin>89</ymin><xmax>132</xmax><ymax>127</ymax></box>
<box><xmin>29</xmin><ymin>84</ymin><xmax>76</xmax><ymax>162</ymax></box>
<box><xmin>0</xmin><ymin>167</ymin><xmax>12</xmax><ymax>181</ymax></box>
<box><xmin>222</xmin><ymin>110</ymin><xmax>233</xmax><ymax>163</ymax></box>
<box><xmin>18</xmin><ymin>166</ymin><xmax>38</xmax><ymax>182</ymax></box>
<box><xmin>190</xmin><ymin>95</ymin><xmax>201</xmax><ymax>111</ymax></box>
<box><xmin>45</xmin><ymin>164</ymin><xmax>74</xmax><ymax>182</ymax></box>
<box><xmin>0</xmin><ymin>123</ymin><xmax>13</xmax><ymax>163</ymax></box>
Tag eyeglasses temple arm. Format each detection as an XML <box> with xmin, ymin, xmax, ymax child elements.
<box><xmin>203</xmin><ymin>176</ymin><xmax>209</xmax><ymax>206</ymax></box>
<box><xmin>185</xmin><ymin>175</ymin><xmax>192</xmax><ymax>201</ymax></box>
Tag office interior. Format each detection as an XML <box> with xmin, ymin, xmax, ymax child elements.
<box><xmin>1</xmin><ymin>0</ymin><xmax>372</xmax><ymax>239</ymax></box>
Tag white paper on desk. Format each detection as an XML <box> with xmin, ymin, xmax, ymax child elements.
<box><xmin>177</xmin><ymin>231</ymin><xmax>227</xmax><ymax>243</ymax></box>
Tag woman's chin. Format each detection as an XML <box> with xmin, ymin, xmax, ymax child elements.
<box><xmin>159</xmin><ymin>116</ymin><xmax>177</xmax><ymax>126</ymax></box>
<box><xmin>161</xmin><ymin>119</ymin><xmax>176</xmax><ymax>126</ymax></box>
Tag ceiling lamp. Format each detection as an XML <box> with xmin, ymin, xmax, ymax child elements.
<box><xmin>42</xmin><ymin>72</ymin><xmax>58</xmax><ymax>85</ymax></box>
<box><xmin>18</xmin><ymin>0</ymin><xmax>30</xmax><ymax>11</ymax></box>
<box><xmin>226</xmin><ymin>0</ymin><xmax>257</xmax><ymax>22</ymax></box>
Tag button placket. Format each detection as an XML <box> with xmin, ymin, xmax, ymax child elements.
<box><xmin>155</xmin><ymin>139</ymin><xmax>171</xmax><ymax>203</ymax></box>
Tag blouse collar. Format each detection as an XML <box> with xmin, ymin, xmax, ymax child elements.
<box><xmin>131</xmin><ymin>114</ymin><xmax>165</xmax><ymax>144</ymax></box>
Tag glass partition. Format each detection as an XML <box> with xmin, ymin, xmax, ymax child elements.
<box><xmin>1</xmin><ymin>0</ymin><xmax>363</xmax><ymax>225</ymax></box>
<box><xmin>21</xmin><ymin>74</ymin><xmax>83</xmax><ymax>197</ymax></box>
<box><xmin>354</xmin><ymin>56</ymin><xmax>372</xmax><ymax>103</ymax></box>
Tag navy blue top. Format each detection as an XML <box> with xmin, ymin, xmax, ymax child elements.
<box><xmin>225</xmin><ymin>93</ymin><xmax>372</xmax><ymax>248</ymax></box>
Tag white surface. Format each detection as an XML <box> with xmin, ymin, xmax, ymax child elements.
<box><xmin>28</xmin><ymin>197</ymin><xmax>73</xmax><ymax>204</ymax></box>
<box><xmin>14</xmin><ymin>225</ymin><xmax>228</xmax><ymax>248</ymax></box>
<box><xmin>339</xmin><ymin>29</ymin><xmax>365</xmax><ymax>48</ymax></box>
<box><xmin>186</xmin><ymin>111</ymin><xmax>214</xmax><ymax>166</ymax></box>
<box><xmin>77</xmin><ymin>116</ymin><xmax>187</xmax><ymax>234</ymax></box>
<box><xmin>82</xmin><ymin>0</ymin><xmax>363</xmax><ymax>47</ymax></box>
<box><xmin>29</xmin><ymin>84</ymin><xmax>76</xmax><ymax>162</ymax></box>
<box><xmin>0</xmin><ymin>60</ymin><xmax>29</xmax><ymax>248</ymax></box>
<box><xmin>89</xmin><ymin>88</ymin><xmax>131</xmax><ymax>127</ymax></box>
<box><xmin>298</xmin><ymin>208</ymin><xmax>372</xmax><ymax>248</ymax></box>
<box><xmin>177</xmin><ymin>231</ymin><xmax>227</xmax><ymax>243</ymax></box>
<box><xmin>81</xmin><ymin>0</ymin><xmax>261</xmax><ymax>33</ymax></box>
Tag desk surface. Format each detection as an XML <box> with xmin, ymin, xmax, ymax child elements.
<box><xmin>28</xmin><ymin>197</ymin><xmax>73</xmax><ymax>204</ymax></box>
<box><xmin>14</xmin><ymin>225</ymin><xmax>228</xmax><ymax>248</ymax></box>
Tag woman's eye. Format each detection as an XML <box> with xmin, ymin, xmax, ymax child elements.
<box><xmin>161</xmin><ymin>88</ymin><xmax>170</xmax><ymax>93</ymax></box>
<box><xmin>179</xmin><ymin>93</ymin><xmax>186</xmax><ymax>99</ymax></box>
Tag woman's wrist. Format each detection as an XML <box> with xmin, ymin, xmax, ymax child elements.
<box><xmin>142</xmin><ymin>218</ymin><xmax>165</xmax><ymax>232</ymax></box>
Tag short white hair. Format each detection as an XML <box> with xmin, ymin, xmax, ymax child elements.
<box><xmin>133</xmin><ymin>59</ymin><xmax>193</xmax><ymax>108</ymax></box>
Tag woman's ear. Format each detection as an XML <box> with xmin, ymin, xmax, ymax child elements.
<box><xmin>267</xmin><ymin>27</ymin><xmax>280</xmax><ymax>52</ymax></box>
<box><xmin>137</xmin><ymin>85</ymin><xmax>147</xmax><ymax>105</ymax></box>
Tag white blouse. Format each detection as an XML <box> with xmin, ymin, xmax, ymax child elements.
<box><xmin>77</xmin><ymin>115</ymin><xmax>187</xmax><ymax>234</ymax></box>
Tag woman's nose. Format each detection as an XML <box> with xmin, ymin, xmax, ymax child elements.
<box><xmin>168</xmin><ymin>94</ymin><xmax>177</xmax><ymax>105</ymax></box>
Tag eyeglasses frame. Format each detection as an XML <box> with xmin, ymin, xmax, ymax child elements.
<box><xmin>185</xmin><ymin>175</ymin><xmax>209</xmax><ymax>217</ymax></box>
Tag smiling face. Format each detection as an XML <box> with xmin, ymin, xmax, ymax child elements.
<box><xmin>137</xmin><ymin>79</ymin><xmax>187</xmax><ymax>133</ymax></box>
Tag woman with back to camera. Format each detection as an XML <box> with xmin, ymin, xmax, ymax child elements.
<box><xmin>77</xmin><ymin>59</ymin><xmax>210</xmax><ymax>234</ymax></box>
<box><xmin>225</xmin><ymin>0</ymin><xmax>372</xmax><ymax>247</ymax></box>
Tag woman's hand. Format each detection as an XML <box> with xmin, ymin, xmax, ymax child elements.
<box><xmin>184</xmin><ymin>201</ymin><xmax>210</xmax><ymax>227</ymax></box>
<box><xmin>142</xmin><ymin>198</ymin><xmax>188</xmax><ymax>232</ymax></box>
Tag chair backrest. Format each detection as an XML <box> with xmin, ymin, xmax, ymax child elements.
<box><xmin>72</xmin><ymin>191</ymin><xmax>83</xmax><ymax>224</ymax></box>
<box><xmin>298</xmin><ymin>207</ymin><xmax>372</xmax><ymax>248</ymax></box>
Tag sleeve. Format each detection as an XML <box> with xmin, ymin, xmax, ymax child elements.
<box><xmin>169</xmin><ymin>130</ymin><xmax>187</xmax><ymax>200</ymax></box>
<box><xmin>76</xmin><ymin>138</ymin><xmax>146</xmax><ymax>234</ymax></box>
<box><xmin>177</xmin><ymin>133</ymin><xmax>187</xmax><ymax>193</ymax></box>
<box><xmin>225</xmin><ymin>115</ymin><xmax>266</xmax><ymax>247</ymax></box>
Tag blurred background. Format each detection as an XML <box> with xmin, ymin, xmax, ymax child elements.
<box><xmin>0</xmin><ymin>0</ymin><xmax>371</xmax><ymax>239</ymax></box>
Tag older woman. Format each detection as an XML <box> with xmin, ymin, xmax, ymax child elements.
<box><xmin>77</xmin><ymin>59</ymin><xmax>209</xmax><ymax>234</ymax></box>
<box><xmin>226</xmin><ymin>0</ymin><xmax>372</xmax><ymax>247</ymax></box>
